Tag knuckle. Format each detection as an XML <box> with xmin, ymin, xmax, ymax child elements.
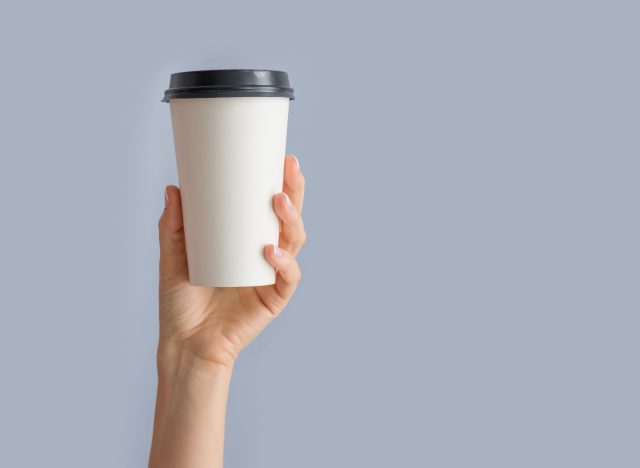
<box><xmin>158</xmin><ymin>212</ymin><xmax>173</xmax><ymax>233</ymax></box>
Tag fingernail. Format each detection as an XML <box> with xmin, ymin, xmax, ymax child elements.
<box><xmin>282</xmin><ymin>192</ymin><xmax>292</xmax><ymax>208</ymax></box>
<box><xmin>164</xmin><ymin>188</ymin><xmax>169</xmax><ymax>208</ymax></box>
<box><xmin>292</xmin><ymin>155</ymin><xmax>300</xmax><ymax>171</ymax></box>
<box><xmin>273</xmin><ymin>245</ymin><xmax>283</xmax><ymax>257</ymax></box>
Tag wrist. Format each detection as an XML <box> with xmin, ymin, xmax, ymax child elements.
<box><xmin>157</xmin><ymin>340</ymin><xmax>235</xmax><ymax>383</ymax></box>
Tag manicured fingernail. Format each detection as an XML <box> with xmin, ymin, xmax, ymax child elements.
<box><xmin>282</xmin><ymin>192</ymin><xmax>292</xmax><ymax>208</ymax></box>
<box><xmin>164</xmin><ymin>188</ymin><xmax>169</xmax><ymax>208</ymax></box>
<box><xmin>273</xmin><ymin>245</ymin><xmax>283</xmax><ymax>257</ymax></box>
<box><xmin>292</xmin><ymin>155</ymin><xmax>300</xmax><ymax>171</ymax></box>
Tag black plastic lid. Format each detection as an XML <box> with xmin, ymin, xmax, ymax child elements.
<box><xmin>162</xmin><ymin>69</ymin><xmax>294</xmax><ymax>102</ymax></box>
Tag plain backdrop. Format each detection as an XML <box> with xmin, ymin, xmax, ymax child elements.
<box><xmin>0</xmin><ymin>1</ymin><xmax>639</xmax><ymax>467</ymax></box>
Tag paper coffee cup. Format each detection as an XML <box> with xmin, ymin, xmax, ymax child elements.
<box><xmin>163</xmin><ymin>70</ymin><xmax>295</xmax><ymax>287</ymax></box>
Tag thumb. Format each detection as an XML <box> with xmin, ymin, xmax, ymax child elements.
<box><xmin>158</xmin><ymin>185</ymin><xmax>189</xmax><ymax>283</ymax></box>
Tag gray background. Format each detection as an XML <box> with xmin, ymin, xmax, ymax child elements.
<box><xmin>0</xmin><ymin>0</ymin><xmax>638</xmax><ymax>467</ymax></box>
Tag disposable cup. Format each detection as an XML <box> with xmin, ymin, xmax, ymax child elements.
<box><xmin>163</xmin><ymin>70</ymin><xmax>295</xmax><ymax>286</ymax></box>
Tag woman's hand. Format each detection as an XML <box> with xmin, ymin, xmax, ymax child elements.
<box><xmin>150</xmin><ymin>157</ymin><xmax>306</xmax><ymax>468</ymax></box>
<box><xmin>156</xmin><ymin>155</ymin><xmax>306</xmax><ymax>370</ymax></box>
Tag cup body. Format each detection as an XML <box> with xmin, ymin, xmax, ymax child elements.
<box><xmin>170</xmin><ymin>96</ymin><xmax>290</xmax><ymax>286</ymax></box>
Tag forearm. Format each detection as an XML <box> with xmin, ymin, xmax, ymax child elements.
<box><xmin>149</xmin><ymin>346</ymin><xmax>233</xmax><ymax>468</ymax></box>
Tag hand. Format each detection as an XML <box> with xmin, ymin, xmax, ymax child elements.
<box><xmin>157</xmin><ymin>155</ymin><xmax>306</xmax><ymax>370</ymax></box>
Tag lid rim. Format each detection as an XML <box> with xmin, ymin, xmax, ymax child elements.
<box><xmin>163</xmin><ymin>69</ymin><xmax>295</xmax><ymax>102</ymax></box>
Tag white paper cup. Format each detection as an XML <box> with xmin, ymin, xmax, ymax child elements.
<box><xmin>164</xmin><ymin>70</ymin><xmax>295</xmax><ymax>287</ymax></box>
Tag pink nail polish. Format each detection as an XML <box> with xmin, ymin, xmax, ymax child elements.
<box><xmin>293</xmin><ymin>155</ymin><xmax>300</xmax><ymax>171</ymax></box>
<box><xmin>274</xmin><ymin>245</ymin><xmax>283</xmax><ymax>257</ymax></box>
<box><xmin>283</xmin><ymin>193</ymin><xmax>292</xmax><ymax>208</ymax></box>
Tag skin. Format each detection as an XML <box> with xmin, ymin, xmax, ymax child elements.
<box><xmin>148</xmin><ymin>155</ymin><xmax>306</xmax><ymax>468</ymax></box>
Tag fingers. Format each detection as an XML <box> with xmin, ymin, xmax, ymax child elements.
<box><xmin>264</xmin><ymin>244</ymin><xmax>301</xmax><ymax>301</ymax></box>
<box><xmin>273</xmin><ymin>192</ymin><xmax>307</xmax><ymax>256</ymax></box>
<box><xmin>283</xmin><ymin>155</ymin><xmax>305</xmax><ymax>213</ymax></box>
<box><xmin>158</xmin><ymin>185</ymin><xmax>189</xmax><ymax>283</ymax></box>
<box><xmin>258</xmin><ymin>157</ymin><xmax>306</xmax><ymax>314</ymax></box>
